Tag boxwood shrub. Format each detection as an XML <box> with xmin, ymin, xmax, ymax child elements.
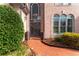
<box><xmin>0</xmin><ymin>5</ymin><xmax>24</xmax><ymax>55</ymax></box>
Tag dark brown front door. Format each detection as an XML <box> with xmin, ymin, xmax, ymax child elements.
<box><xmin>30</xmin><ymin>20</ymin><xmax>40</xmax><ymax>36</ymax></box>
<box><xmin>30</xmin><ymin>3</ymin><xmax>41</xmax><ymax>37</ymax></box>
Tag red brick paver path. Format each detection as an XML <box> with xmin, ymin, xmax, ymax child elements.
<box><xmin>27</xmin><ymin>37</ymin><xmax>79</xmax><ymax>56</ymax></box>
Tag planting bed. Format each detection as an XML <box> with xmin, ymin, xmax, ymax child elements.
<box><xmin>42</xmin><ymin>37</ymin><xmax>79</xmax><ymax>50</ymax></box>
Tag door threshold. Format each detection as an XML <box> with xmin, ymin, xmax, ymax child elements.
<box><xmin>30</xmin><ymin>37</ymin><xmax>41</xmax><ymax>40</ymax></box>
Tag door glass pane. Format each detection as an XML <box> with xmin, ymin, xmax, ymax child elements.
<box><xmin>32</xmin><ymin>4</ymin><xmax>38</xmax><ymax>14</ymax></box>
<box><xmin>31</xmin><ymin>4</ymin><xmax>40</xmax><ymax>22</ymax></box>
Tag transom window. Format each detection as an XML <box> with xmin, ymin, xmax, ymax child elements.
<box><xmin>53</xmin><ymin>14</ymin><xmax>74</xmax><ymax>34</ymax></box>
<box><xmin>30</xmin><ymin>3</ymin><xmax>40</xmax><ymax>22</ymax></box>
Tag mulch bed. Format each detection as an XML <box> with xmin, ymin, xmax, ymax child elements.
<box><xmin>41</xmin><ymin>39</ymin><xmax>79</xmax><ymax>50</ymax></box>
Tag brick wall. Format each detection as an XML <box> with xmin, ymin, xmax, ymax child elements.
<box><xmin>44</xmin><ymin>3</ymin><xmax>79</xmax><ymax>39</ymax></box>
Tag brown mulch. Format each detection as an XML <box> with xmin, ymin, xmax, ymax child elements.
<box><xmin>42</xmin><ymin>39</ymin><xmax>79</xmax><ymax>50</ymax></box>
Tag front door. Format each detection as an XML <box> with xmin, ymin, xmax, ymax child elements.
<box><xmin>30</xmin><ymin>3</ymin><xmax>41</xmax><ymax>37</ymax></box>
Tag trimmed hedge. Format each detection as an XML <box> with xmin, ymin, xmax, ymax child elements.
<box><xmin>62</xmin><ymin>32</ymin><xmax>79</xmax><ymax>48</ymax></box>
<box><xmin>0</xmin><ymin>5</ymin><xmax>24</xmax><ymax>55</ymax></box>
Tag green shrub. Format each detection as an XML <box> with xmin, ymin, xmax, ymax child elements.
<box><xmin>5</xmin><ymin>43</ymin><xmax>29</xmax><ymax>56</ymax></box>
<box><xmin>0</xmin><ymin>5</ymin><xmax>24</xmax><ymax>55</ymax></box>
<box><xmin>62</xmin><ymin>32</ymin><xmax>79</xmax><ymax>48</ymax></box>
<box><xmin>55</xmin><ymin>37</ymin><xmax>64</xmax><ymax>42</ymax></box>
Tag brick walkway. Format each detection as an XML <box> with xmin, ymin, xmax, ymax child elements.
<box><xmin>27</xmin><ymin>37</ymin><xmax>79</xmax><ymax>56</ymax></box>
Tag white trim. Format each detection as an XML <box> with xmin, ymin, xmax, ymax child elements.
<box><xmin>59</xmin><ymin>15</ymin><xmax>61</xmax><ymax>33</ymax></box>
<box><xmin>66</xmin><ymin>17</ymin><xmax>68</xmax><ymax>32</ymax></box>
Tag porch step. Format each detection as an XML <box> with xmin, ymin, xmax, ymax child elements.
<box><xmin>30</xmin><ymin>37</ymin><xmax>41</xmax><ymax>40</ymax></box>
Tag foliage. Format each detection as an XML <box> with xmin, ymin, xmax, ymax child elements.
<box><xmin>61</xmin><ymin>32</ymin><xmax>79</xmax><ymax>48</ymax></box>
<box><xmin>55</xmin><ymin>37</ymin><xmax>64</xmax><ymax>42</ymax></box>
<box><xmin>4</xmin><ymin>43</ymin><xmax>30</xmax><ymax>56</ymax></box>
<box><xmin>0</xmin><ymin>5</ymin><xmax>24</xmax><ymax>55</ymax></box>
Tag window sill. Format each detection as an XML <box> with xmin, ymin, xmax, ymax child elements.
<box><xmin>53</xmin><ymin>33</ymin><xmax>63</xmax><ymax>38</ymax></box>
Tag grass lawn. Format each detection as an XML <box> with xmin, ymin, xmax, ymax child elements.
<box><xmin>3</xmin><ymin>42</ymin><xmax>32</xmax><ymax>56</ymax></box>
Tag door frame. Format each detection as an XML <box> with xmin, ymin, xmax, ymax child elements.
<box><xmin>28</xmin><ymin>3</ymin><xmax>45</xmax><ymax>39</ymax></box>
